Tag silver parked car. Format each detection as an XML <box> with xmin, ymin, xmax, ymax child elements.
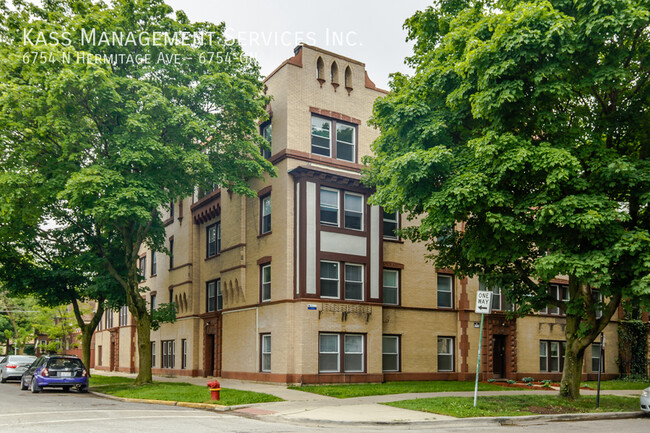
<box><xmin>0</xmin><ymin>355</ymin><xmax>37</xmax><ymax>383</ymax></box>
<box><xmin>641</xmin><ymin>387</ymin><xmax>650</xmax><ymax>414</ymax></box>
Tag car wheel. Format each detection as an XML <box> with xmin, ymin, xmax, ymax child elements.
<box><xmin>79</xmin><ymin>385</ymin><xmax>89</xmax><ymax>393</ymax></box>
<box><xmin>62</xmin><ymin>386</ymin><xmax>71</xmax><ymax>392</ymax></box>
<box><xmin>20</xmin><ymin>377</ymin><xmax>28</xmax><ymax>390</ymax></box>
<box><xmin>1</xmin><ymin>375</ymin><xmax>6</xmax><ymax>383</ymax></box>
<box><xmin>30</xmin><ymin>379</ymin><xmax>40</xmax><ymax>394</ymax></box>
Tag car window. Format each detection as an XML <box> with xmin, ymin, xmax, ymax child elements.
<box><xmin>47</xmin><ymin>358</ymin><xmax>84</xmax><ymax>369</ymax></box>
<box><xmin>0</xmin><ymin>357</ymin><xmax>6</xmax><ymax>364</ymax></box>
<box><xmin>10</xmin><ymin>356</ymin><xmax>35</xmax><ymax>363</ymax></box>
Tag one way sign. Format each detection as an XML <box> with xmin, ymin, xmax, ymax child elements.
<box><xmin>475</xmin><ymin>291</ymin><xmax>493</xmax><ymax>315</ymax></box>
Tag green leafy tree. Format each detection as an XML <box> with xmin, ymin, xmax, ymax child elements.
<box><xmin>0</xmin><ymin>0</ymin><xmax>274</xmax><ymax>384</ymax></box>
<box><xmin>0</xmin><ymin>293</ymin><xmax>39</xmax><ymax>354</ymax></box>
<box><xmin>364</xmin><ymin>0</ymin><xmax>650</xmax><ymax>399</ymax></box>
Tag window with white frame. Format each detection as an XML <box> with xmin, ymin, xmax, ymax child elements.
<box><xmin>320</xmin><ymin>261</ymin><xmax>339</xmax><ymax>298</ymax></box>
<box><xmin>261</xmin><ymin>334</ymin><xmax>271</xmax><ymax>372</ymax></box>
<box><xmin>383</xmin><ymin>269</ymin><xmax>399</xmax><ymax>305</ymax></box>
<box><xmin>343</xmin><ymin>192</ymin><xmax>363</xmax><ymax>230</ymax></box>
<box><xmin>546</xmin><ymin>284</ymin><xmax>568</xmax><ymax>315</ymax></box>
<box><xmin>261</xmin><ymin>264</ymin><xmax>271</xmax><ymax>302</ymax></box>
<box><xmin>151</xmin><ymin>252</ymin><xmax>157</xmax><ymax>276</ymax></box>
<box><xmin>207</xmin><ymin>280</ymin><xmax>222</xmax><ymax>312</ymax></box>
<box><xmin>437</xmin><ymin>274</ymin><xmax>453</xmax><ymax>308</ymax></box>
<box><xmin>437</xmin><ymin>337</ymin><xmax>454</xmax><ymax>371</ymax></box>
<box><xmin>150</xmin><ymin>294</ymin><xmax>157</xmax><ymax>312</ymax></box>
<box><xmin>320</xmin><ymin>187</ymin><xmax>339</xmax><ymax>226</ymax></box>
<box><xmin>344</xmin><ymin>264</ymin><xmax>363</xmax><ymax>301</ymax></box>
<box><xmin>207</xmin><ymin>222</ymin><xmax>221</xmax><ymax>257</ymax></box>
<box><xmin>139</xmin><ymin>256</ymin><xmax>146</xmax><ymax>278</ymax></box>
<box><xmin>318</xmin><ymin>333</ymin><xmax>365</xmax><ymax>373</ymax></box>
<box><xmin>591</xmin><ymin>343</ymin><xmax>603</xmax><ymax>372</ymax></box>
<box><xmin>151</xmin><ymin>342</ymin><xmax>155</xmax><ymax>367</ymax></box>
<box><xmin>592</xmin><ymin>291</ymin><xmax>603</xmax><ymax>319</ymax></box>
<box><xmin>382</xmin><ymin>335</ymin><xmax>400</xmax><ymax>372</ymax></box>
<box><xmin>161</xmin><ymin>340</ymin><xmax>175</xmax><ymax>369</ymax></box>
<box><xmin>261</xmin><ymin>122</ymin><xmax>272</xmax><ymax>159</ymax></box>
<box><xmin>119</xmin><ymin>306</ymin><xmax>128</xmax><ymax>327</ymax></box>
<box><xmin>261</xmin><ymin>195</ymin><xmax>271</xmax><ymax>234</ymax></box>
<box><xmin>181</xmin><ymin>339</ymin><xmax>187</xmax><ymax>369</ymax></box>
<box><xmin>540</xmin><ymin>340</ymin><xmax>566</xmax><ymax>372</ymax></box>
<box><xmin>383</xmin><ymin>210</ymin><xmax>399</xmax><ymax>239</ymax></box>
<box><xmin>104</xmin><ymin>311</ymin><xmax>113</xmax><ymax>329</ymax></box>
<box><xmin>479</xmin><ymin>281</ymin><xmax>501</xmax><ymax>311</ymax></box>
<box><xmin>311</xmin><ymin>116</ymin><xmax>356</xmax><ymax>162</ymax></box>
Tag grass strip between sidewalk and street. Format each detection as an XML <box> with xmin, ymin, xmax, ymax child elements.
<box><xmin>89</xmin><ymin>375</ymin><xmax>282</xmax><ymax>406</ymax></box>
<box><xmin>288</xmin><ymin>381</ymin><xmax>528</xmax><ymax>398</ymax></box>
<box><xmin>582</xmin><ymin>379</ymin><xmax>650</xmax><ymax>390</ymax></box>
<box><xmin>385</xmin><ymin>395</ymin><xmax>639</xmax><ymax>417</ymax></box>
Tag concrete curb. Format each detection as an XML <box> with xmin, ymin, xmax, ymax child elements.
<box><xmin>89</xmin><ymin>390</ymin><xmax>232</xmax><ymax>411</ymax></box>
<box><xmin>266</xmin><ymin>410</ymin><xmax>646</xmax><ymax>427</ymax></box>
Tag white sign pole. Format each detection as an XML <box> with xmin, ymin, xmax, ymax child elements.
<box><xmin>473</xmin><ymin>290</ymin><xmax>492</xmax><ymax>408</ymax></box>
<box><xmin>473</xmin><ymin>313</ymin><xmax>484</xmax><ymax>407</ymax></box>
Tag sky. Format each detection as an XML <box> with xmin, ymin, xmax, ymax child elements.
<box><xmin>164</xmin><ymin>0</ymin><xmax>433</xmax><ymax>90</ymax></box>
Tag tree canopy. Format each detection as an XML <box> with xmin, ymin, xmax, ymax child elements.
<box><xmin>0</xmin><ymin>0</ymin><xmax>275</xmax><ymax>383</ymax></box>
<box><xmin>364</xmin><ymin>0</ymin><xmax>650</xmax><ymax>399</ymax></box>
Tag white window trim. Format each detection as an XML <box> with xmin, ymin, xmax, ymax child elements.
<box><xmin>383</xmin><ymin>269</ymin><xmax>399</xmax><ymax>305</ymax></box>
<box><xmin>261</xmin><ymin>264</ymin><xmax>271</xmax><ymax>302</ymax></box>
<box><xmin>383</xmin><ymin>210</ymin><xmax>399</xmax><ymax>239</ymax></box>
<box><xmin>343</xmin><ymin>334</ymin><xmax>364</xmax><ymax>373</ymax></box>
<box><xmin>319</xmin><ymin>333</ymin><xmax>340</xmax><ymax>373</ymax></box>
<box><xmin>437</xmin><ymin>274</ymin><xmax>453</xmax><ymax>308</ymax></box>
<box><xmin>320</xmin><ymin>187</ymin><xmax>340</xmax><ymax>226</ymax></box>
<box><xmin>382</xmin><ymin>335</ymin><xmax>400</xmax><ymax>372</ymax></box>
<box><xmin>261</xmin><ymin>334</ymin><xmax>271</xmax><ymax>373</ymax></box>
<box><xmin>344</xmin><ymin>263</ymin><xmax>364</xmax><ymax>301</ymax></box>
<box><xmin>311</xmin><ymin>117</ymin><xmax>332</xmax><ymax>157</ymax></box>
<box><xmin>335</xmin><ymin>122</ymin><xmax>356</xmax><ymax>162</ymax></box>
<box><xmin>320</xmin><ymin>260</ymin><xmax>340</xmax><ymax>299</ymax></box>
<box><xmin>343</xmin><ymin>191</ymin><xmax>364</xmax><ymax>231</ymax></box>
<box><xmin>437</xmin><ymin>337</ymin><xmax>455</xmax><ymax>372</ymax></box>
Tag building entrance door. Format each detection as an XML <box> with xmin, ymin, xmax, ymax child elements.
<box><xmin>203</xmin><ymin>316</ymin><xmax>222</xmax><ymax>377</ymax></box>
<box><xmin>492</xmin><ymin>335</ymin><xmax>506</xmax><ymax>378</ymax></box>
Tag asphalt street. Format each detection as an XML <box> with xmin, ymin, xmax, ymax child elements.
<box><xmin>0</xmin><ymin>378</ymin><xmax>648</xmax><ymax>432</ymax></box>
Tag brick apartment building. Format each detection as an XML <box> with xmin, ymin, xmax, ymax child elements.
<box><xmin>93</xmin><ymin>44</ymin><xmax>619</xmax><ymax>383</ymax></box>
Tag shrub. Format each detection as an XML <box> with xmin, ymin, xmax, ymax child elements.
<box><xmin>522</xmin><ymin>377</ymin><xmax>535</xmax><ymax>383</ymax></box>
<box><xmin>507</xmin><ymin>379</ymin><xmax>517</xmax><ymax>384</ymax></box>
<box><xmin>487</xmin><ymin>379</ymin><xmax>496</xmax><ymax>383</ymax></box>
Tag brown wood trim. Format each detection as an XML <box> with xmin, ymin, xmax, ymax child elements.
<box><xmin>383</xmin><ymin>238</ymin><xmax>404</xmax><ymax>244</ymax></box>
<box><xmin>163</xmin><ymin>217</ymin><xmax>173</xmax><ymax>227</ymax></box>
<box><xmin>320</xmin><ymin>224</ymin><xmax>367</xmax><ymax>236</ymax></box>
<box><xmin>257</xmin><ymin>185</ymin><xmax>272</xmax><ymax>197</ymax></box>
<box><xmin>170</xmin><ymin>262</ymin><xmax>192</xmax><ymax>272</ymax></box>
<box><xmin>437</xmin><ymin>268</ymin><xmax>455</xmax><ymax>275</ymax></box>
<box><xmin>309</xmin><ymin>106</ymin><xmax>361</xmax><ymax>125</ymax></box>
<box><xmin>257</xmin><ymin>231</ymin><xmax>272</xmax><ymax>239</ymax></box>
<box><xmin>383</xmin><ymin>261</ymin><xmax>404</xmax><ymax>269</ymax></box>
<box><xmin>549</xmin><ymin>278</ymin><xmax>569</xmax><ymax>284</ymax></box>
<box><xmin>274</xmin><ymin>149</ymin><xmax>364</xmax><ymax>173</ymax></box>
<box><xmin>257</xmin><ymin>256</ymin><xmax>272</xmax><ymax>265</ymax></box>
<box><xmin>168</xmin><ymin>280</ymin><xmax>192</xmax><ymax>290</ymax></box>
<box><xmin>220</xmin><ymin>264</ymin><xmax>246</xmax><ymax>274</ymax></box>
<box><xmin>263</xmin><ymin>45</ymin><xmax>303</xmax><ymax>84</ymax></box>
<box><xmin>319</xmin><ymin>251</ymin><xmax>370</xmax><ymax>264</ymax></box>
<box><xmin>190</xmin><ymin>188</ymin><xmax>221</xmax><ymax>212</ymax></box>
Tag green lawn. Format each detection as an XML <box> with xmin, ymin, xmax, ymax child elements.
<box><xmin>386</xmin><ymin>395</ymin><xmax>639</xmax><ymax>417</ymax></box>
<box><xmin>90</xmin><ymin>377</ymin><xmax>281</xmax><ymax>406</ymax></box>
<box><xmin>582</xmin><ymin>379</ymin><xmax>650</xmax><ymax>390</ymax></box>
<box><xmin>289</xmin><ymin>381</ymin><xmax>524</xmax><ymax>398</ymax></box>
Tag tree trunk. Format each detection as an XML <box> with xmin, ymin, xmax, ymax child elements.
<box><xmin>80</xmin><ymin>327</ymin><xmax>93</xmax><ymax>370</ymax></box>
<box><xmin>133</xmin><ymin>308</ymin><xmax>152</xmax><ymax>385</ymax></box>
<box><xmin>71</xmin><ymin>297</ymin><xmax>104</xmax><ymax>371</ymax></box>
<box><xmin>560</xmin><ymin>338</ymin><xmax>586</xmax><ymax>400</ymax></box>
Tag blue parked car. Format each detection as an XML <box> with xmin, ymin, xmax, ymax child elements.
<box><xmin>21</xmin><ymin>354</ymin><xmax>89</xmax><ymax>393</ymax></box>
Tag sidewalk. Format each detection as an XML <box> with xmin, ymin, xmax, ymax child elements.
<box><xmin>89</xmin><ymin>370</ymin><xmax>645</xmax><ymax>425</ymax></box>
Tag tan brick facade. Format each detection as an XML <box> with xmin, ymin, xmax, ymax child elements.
<box><xmin>93</xmin><ymin>44</ymin><xmax>619</xmax><ymax>383</ymax></box>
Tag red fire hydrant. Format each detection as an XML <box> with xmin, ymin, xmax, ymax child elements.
<box><xmin>207</xmin><ymin>380</ymin><xmax>221</xmax><ymax>401</ymax></box>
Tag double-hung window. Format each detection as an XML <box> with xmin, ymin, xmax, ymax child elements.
<box><xmin>318</xmin><ymin>333</ymin><xmax>365</xmax><ymax>373</ymax></box>
<box><xmin>207</xmin><ymin>222</ymin><xmax>221</xmax><ymax>257</ymax></box>
<box><xmin>540</xmin><ymin>340</ymin><xmax>566</xmax><ymax>372</ymax></box>
<box><xmin>150</xmin><ymin>294</ymin><xmax>157</xmax><ymax>312</ymax></box>
<box><xmin>546</xmin><ymin>284</ymin><xmax>568</xmax><ymax>315</ymax></box>
<box><xmin>261</xmin><ymin>334</ymin><xmax>271</xmax><ymax>372</ymax></box>
<box><xmin>139</xmin><ymin>256</ymin><xmax>146</xmax><ymax>278</ymax></box>
<box><xmin>343</xmin><ymin>192</ymin><xmax>363</xmax><ymax>230</ymax></box>
<box><xmin>320</xmin><ymin>261</ymin><xmax>339</xmax><ymax>298</ymax></box>
<box><xmin>311</xmin><ymin>116</ymin><xmax>357</xmax><ymax>162</ymax></box>
<box><xmin>382</xmin><ymin>335</ymin><xmax>400</xmax><ymax>372</ymax></box>
<box><xmin>383</xmin><ymin>210</ymin><xmax>399</xmax><ymax>239</ymax></box>
<box><xmin>437</xmin><ymin>337</ymin><xmax>454</xmax><ymax>371</ymax></box>
<box><xmin>104</xmin><ymin>311</ymin><xmax>113</xmax><ymax>329</ymax></box>
<box><xmin>479</xmin><ymin>281</ymin><xmax>502</xmax><ymax>311</ymax></box>
<box><xmin>437</xmin><ymin>274</ymin><xmax>453</xmax><ymax>308</ymax></box>
<box><xmin>207</xmin><ymin>280</ymin><xmax>222</xmax><ymax>312</ymax></box>
<box><xmin>261</xmin><ymin>264</ymin><xmax>271</xmax><ymax>302</ymax></box>
<box><xmin>119</xmin><ymin>306</ymin><xmax>128</xmax><ymax>327</ymax></box>
<box><xmin>162</xmin><ymin>340</ymin><xmax>175</xmax><ymax>369</ymax></box>
<box><xmin>383</xmin><ymin>269</ymin><xmax>399</xmax><ymax>305</ymax></box>
<box><xmin>151</xmin><ymin>252</ymin><xmax>157</xmax><ymax>276</ymax></box>
<box><xmin>181</xmin><ymin>339</ymin><xmax>187</xmax><ymax>370</ymax></box>
<box><xmin>591</xmin><ymin>343</ymin><xmax>603</xmax><ymax>372</ymax></box>
<box><xmin>320</xmin><ymin>188</ymin><xmax>339</xmax><ymax>226</ymax></box>
<box><xmin>261</xmin><ymin>195</ymin><xmax>271</xmax><ymax>234</ymax></box>
<box><xmin>261</xmin><ymin>122</ymin><xmax>272</xmax><ymax>159</ymax></box>
<box><xmin>151</xmin><ymin>342</ymin><xmax>156</xmax><ymax>367</ymax></box>
<box><xmin>344</xmin><ymin>264</ymin><xmax>363</xmax><ymax>301</ymax></box>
